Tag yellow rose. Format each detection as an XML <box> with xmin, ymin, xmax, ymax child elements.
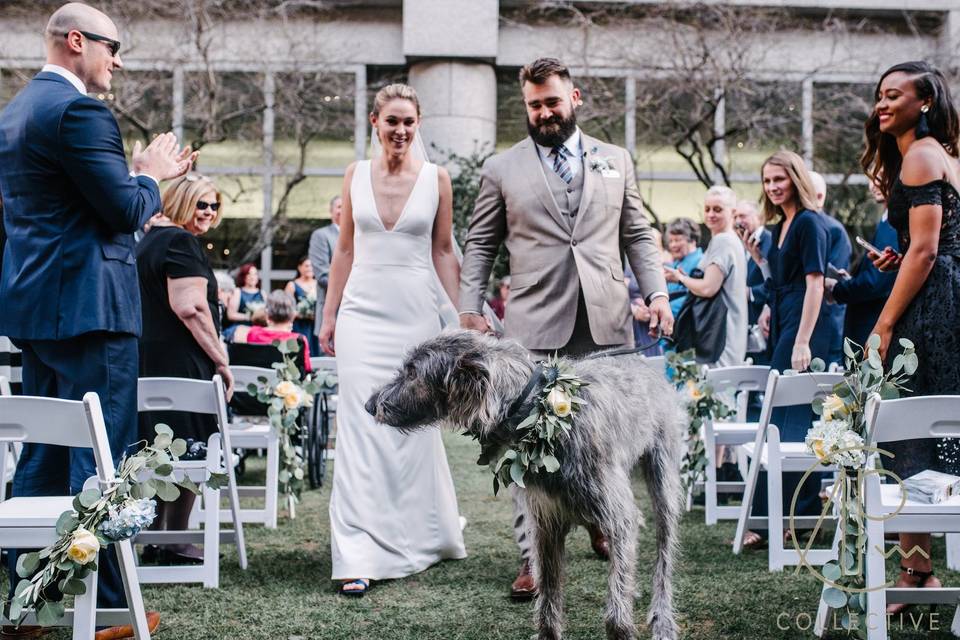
<box><xmin>810</xmin><ymin>439</ymin><xmax>827</xmax><ymax>462</ymax></box>
<box><xmin>547</xmin><ymin>387</ymin><xmax>572</xmax><ymax>418</ymax></box>
<box><xmin>283</xmin><ymin>389</ymin><xmax>302</xmax><ymax>410</ymax></box>
<box><xmin>821</xmin><ymin>394</ymin><xmax>844</xmax><ymax>422</ymax></box>
<box><xmin>686</xmin><ymin>380</ymin><xmax>703</xmax><ymax>401</ymax></box>
<box><xmin>67</xmin><ymin>527</ymin><xmax>100</xmax><ymax>565</ymax></box>
<box><xmin>274</xmin><ymin>380</ymin><xmax>297</xmax><ymax>398</ymax></box>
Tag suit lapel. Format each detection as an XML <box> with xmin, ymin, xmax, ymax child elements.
<box><xmin>573</xmin><ymin>134</ymin><xmax>600</xmax><ymax>234</ymax></box>
<box><xmin>519</xmin><ymin>138</ymin><xmax>567</xmax><ymax>230</ymax></box>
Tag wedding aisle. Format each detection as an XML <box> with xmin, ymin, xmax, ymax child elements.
<box><xmin>21</xmin><ymin>433</ymin><xmax>958</xmax><ymax>640</ymax></box>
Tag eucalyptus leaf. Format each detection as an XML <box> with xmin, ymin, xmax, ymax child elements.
<box><xmin>823</xmin><ymin>587</ymin><xmax>848</xmax><ymax>608</ymax></box>
<box><xmin>8</xmin><ymin>596</ymin><xmax>23</xmax><ymax>623</ymax></box>
<box><xmin>37</xmin><ymin>601</ymin><xmax>65</xmax><ymax>627</ymax></box>
<box><xmin>866</xmin><ymin>334</ymin><xmax>881</xmax><ymax>350</ymax></box>
<box><xmin>509</xmin><ymin>459</ymin><xmax>526</xmax><ymax>488</ymax></box>
<box><xmin>904</xmin><ymin>353</ymin><xmax>918</xmax><ymax>375</ymax></box>
<box><xmin>55</xmin><ymin>511</ymin><xmax>79</xmax><ymax>537</ymax></box>
<box><xmin>77</xmin><ymin>488</ymin><xmax>101</xmax><ymax>509</ymax></box>
<box><xmin>154</xmin><ymin>423</ymin><xmax>174</xmax><ymax>438</ymax></box>
<box><xmin>843</xmin><ymin>340</ymin><xmax>855</xmax><ymax>359</ymax></box>
<box><xmin>169</xmin><ymin>439</ymin><xmax>188</xmax><ymax>458</ymax></box>
<box><xmin>59</xmin><ymin>577</ymin><xmax>86</xmax><ymax>596</ymax></box>
<box><xmin>810</xmin><ymin>357</ymin><xmax>826</xmax><ymax>373</ymax></box>
<box><xmin>898</xmin><ymin>338</ymin><xmax>914</xmax><ymax>349</ymax></box>
<box><xmin>155</xmin><ymin>481</ymin><xmax>180</xmax><ymax>502</ymax></box>
<box><xmin>207</xmin><ymin>473</ymin><xmax>229</xmax><ymax>490</ymax></box>
<box><xmin>821</xmin><ymin>562</ymin><xmax>842</xmax><ymax>582</ymax></box>
<box><xmin>154</xmin><ymin>464</ymin><xmax>174</xmax><ymax>477</ymax></box>
<box><xmin>542</xmin><ymin>455</ymin><xmax>560</xmax><ymax>473</ymax></box>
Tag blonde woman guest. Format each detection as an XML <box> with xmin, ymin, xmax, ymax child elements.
<box><xmin>136</xmin><ymin>173</ymin><xmax>233</xmax><ymax>562</ymax></box>
<box><xmin>319</xmin><ymin>84</ymin><xmax>466</xmax><ymax>596</ymax></box>
<box><xmin>664</xmin><ymin>186</ymin><xmax>747</xmax><ymax>367</ymax></box>
<box><xmin>739</xmin><ymin>150</ymin><xmax>831</xmax><ymax>549</ymax></box>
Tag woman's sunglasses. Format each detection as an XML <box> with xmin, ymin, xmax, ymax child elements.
<box><xmin>196</xmin><ymin>201</ymin><xmax>221</xmax><ymax>212</ymax></box>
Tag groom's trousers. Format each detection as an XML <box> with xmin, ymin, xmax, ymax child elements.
<box><xmin>514</xmin><ymin>290</ymin><xmax>630</xmax><ymax>563</ymax></box>
<box><xmin>7</xmin><ymin>332</ymin><xmax>138</xmax><ymax>609</ymax></box>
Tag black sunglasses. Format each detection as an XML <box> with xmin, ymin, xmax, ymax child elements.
<box><xmin>68</xmin><ymin>30</ymin><xmax>121</xmax><ymax>57</ymax></box>
<box><xmin>196</xmin><ymin>201</ymin><xmax>221</xmax><ymax>212</ymax></box>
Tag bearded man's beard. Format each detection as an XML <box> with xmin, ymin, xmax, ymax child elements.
<box><xmin>527</xmin><ymin>110</ymin><xmax>578</xmax><ymax>148</ymax></box>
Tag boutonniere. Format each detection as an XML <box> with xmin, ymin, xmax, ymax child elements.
<box><xmin>588</xmin><ymin>147</ymin><xmax>620</xmax><ymax>177</ymax></box>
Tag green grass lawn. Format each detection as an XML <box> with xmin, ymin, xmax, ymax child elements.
<box><xmin>37</xmin><ymin>433</ymin><xmax>960</xmax><ymax>639</ymax></box>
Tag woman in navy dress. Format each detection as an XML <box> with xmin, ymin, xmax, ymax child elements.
<box><xmin>224</xmin><ymin>263</ymin><xmax>264</xmax><ymax>340</ymax></box>
<box><xmin>285</xmin><ymin>255</ymin><xmax>320</xmax><ymax>355</ymax></box>
<box><xmin>740</xmin><ymin>150</ymin><xmax>831</xmax><ymax>548</ymax></box>
<box><xmin>861</xmin><ymin>61</ymin><xmax>960</xmax><ymax>609</ymax></box>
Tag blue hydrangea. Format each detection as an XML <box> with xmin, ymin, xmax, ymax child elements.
<box><xmin>99</xmin><ymin>498</ymin><xmax>157</xmax><ymax>542</ymax></box>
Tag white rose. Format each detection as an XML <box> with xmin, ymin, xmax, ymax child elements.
<box><xmin>283</xmin><ymin>389</ymin><xmax>303</xmax><ymax>410</ymax></box>
<box><xmin>274</xmin><ymin>380</ymin><xmax>297</xmax><ymax>398</ymax></box>
<box><xmin>67</xmin><ymin>527</ymin><xmax>100</xmax><ymax>565</ymax></box>
<box><xmin>547</xmin><ymin>387</ymin><xmax>572</xmax><ymax>418</ymax></box>
<box><xmin>821</xmin><ymin>394</ymin><xmax>844</xmax><ymax>422</ymax></box>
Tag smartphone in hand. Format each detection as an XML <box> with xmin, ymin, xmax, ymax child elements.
<box><xmin>855</xmin><ymin>235</ymin><xmax>883</xmax><ymax>255</ymax></box>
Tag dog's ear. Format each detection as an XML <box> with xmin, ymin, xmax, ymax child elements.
<box><xmin>446</xmin><ymin>350</ymin><xmax>492</xmax><ymax>427</ymax></box>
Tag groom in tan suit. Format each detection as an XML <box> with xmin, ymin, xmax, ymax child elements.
<box><xmin>459</xmin><ymin>58</ymin><xmax>673</xmax><ymax>598</ymax></box>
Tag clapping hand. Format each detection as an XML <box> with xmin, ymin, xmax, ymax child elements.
<box><xmin>132</xmin><ymin>132</ymin><xmax>198</xmax><ymax>182</ymax></box>
<box><xmin>663</xmin><ymin>265</ymin><xmax>683</xmax><ymax>284</ymax></box>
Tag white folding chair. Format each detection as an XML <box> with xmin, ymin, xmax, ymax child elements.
<box><xmin>700</xmin><ymin>365</ymin><xmax>770</xmax><ymax>525</ymax></box>
<box><xmin>813</xmin><ymin>395</ymin><xmax>960</xmax><ymax>639</ymax></box>
<box><xmin>225</xmin><ymin>365</ymin><xmax>280</xmax><ymax>529</ymax></box>
<box><xmin>309</xmin><ymin>356</ymin><xmax>338</xmax><ymax>464</ymax></box>
<box><xmin>134</xmin><ymin>375</ymin><xmax>247</xmax><ymax>588</ymax></box>
<box><xmin>733</xmin><ymin>370</ymin><xmax>844</xmax><ymax>570</ymax></box>
<box><xmin>0</xmin><ymin>393</ymin><xmax>151</xmax><ymax>639</ymax></box>
<box><xmin>0</xmin><ymin>377</ymin><xmax>20</xmax><ymax>502</ymax></box>
<box><xmin>642</xmin><ymin>355</ymin><xmax>666</xmax><ymax>375</ymax></box>
<box><xmin>0</xmin><ymin>336</ymin><xmax>22</xmax><ymax>395</ymax></box>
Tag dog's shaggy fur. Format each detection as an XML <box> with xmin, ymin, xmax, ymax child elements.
<box><xmin>365</xmin><ymin>330</ymin><xmax>685</xmax><ymax>640</ymax></box>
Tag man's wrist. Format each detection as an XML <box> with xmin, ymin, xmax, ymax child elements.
<box><xmin>647</xmin><ymin>291</ymin><xmax>669</xmax><ymax>304</ymax></box>
<box><xmin>130</xmin><ymin>170</ymin><xmax>160</xmax><ymax>187</ymax></box>
<box><xmin>458</xmin><ymin>310</ymin><xmax>482</xmax><ymax>317</ymax></box>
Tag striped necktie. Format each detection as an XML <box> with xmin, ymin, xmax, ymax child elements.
<box><xmin>551</xmin><ymin>145</ymin><xmax>573</xmax><ymax>184</ymax></box>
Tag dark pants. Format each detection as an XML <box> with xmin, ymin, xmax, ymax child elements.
<box><xmin>9</xmin><ymin>332</ymin><xmax>138</xmax><ymax>609</ymax></box>
<box><xmin>529</xmin><ymin>290</ymin><xmax>623</xmax><ymax>359</ymax></box>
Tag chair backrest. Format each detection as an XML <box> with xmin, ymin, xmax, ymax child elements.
<box><xmin>756</xmin><ymin>370</ymin><xmax>845</xmax><ymax>432</ymax></box>
<box><xmin>643</xmin><ymin>355</ymin><xmax>666</xmax><ymax>373</ymax></box>
<box><xmin>0</xmin><ymin>376</ymin><xmax>10</xmax><ymax>397</ymax></box>
<box><xmin>866</xmin><ymin>394</ymin><xmax>960</xmax><ymax>445</ymax></box>
<box><xmin>228</xmin><ymin>366</ymin><xmax>276</xmax><ymax>418</ymax></box>
<box><xmin>309</xmin><ymin>356</ymin><xmax>337</xmax><ymax>374</ymax></box>
<box><xmin>706</xmin><ymin>365</ymin><xmax>771</xmax><ymax>423</ymax></box>
<box><xmin>228</xmin><ymin>341</ymin><xmax>306</xmax><ymax>373</ymax></box>
<box><xmin>705</xmin><ymin>365</ymin><xmax>771</xmax><ymax>394</ymax></box>
<box><xmin>137</xmin><ymin>375</ymin><xmax>233</xmax><ymax>461</ymax></box>
<box><xmin>0</xmin><ymin>392</ymin><xmax>115</xmax><ymax>480</ymax></box>
<box><xmin>0</xmin><ymin>337</ymin><xmax>22</xmax><ymax>395</ymax></box>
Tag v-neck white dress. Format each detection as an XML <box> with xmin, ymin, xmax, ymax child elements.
<box><xmin>329</xmin><ymin>160</ymin><xmax>466</xmax><ymax>580</ymax></box>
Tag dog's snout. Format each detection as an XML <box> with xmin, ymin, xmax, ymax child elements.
<box><xmin>364</xmin><ymin>394</ymin><xmax>378</xmax><ymax>417</ymax></box>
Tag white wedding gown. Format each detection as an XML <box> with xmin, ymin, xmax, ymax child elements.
<box><xmin>329</xmin><ymin>160</ymin><xmax>467</xmax><ymax>580</ymax></box>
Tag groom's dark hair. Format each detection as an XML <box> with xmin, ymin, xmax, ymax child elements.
<box><xmin>519</xmin><ymin>58</ymin><xmax>571</xmax><ymax>86</ymax></box>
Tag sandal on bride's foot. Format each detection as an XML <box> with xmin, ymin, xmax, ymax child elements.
<box><xmin>339</xmin><ymin>579</ymin><xmax>370</xmax><ymax>598</ymax></box>
<box><xmin>886</xmin><ymin>565</ymin><xmax>940</xmax><ymax>615</ymax></box>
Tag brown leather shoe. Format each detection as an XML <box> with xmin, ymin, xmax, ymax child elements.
<box><xmin>588</xmin><ymin>524</ymin><xmax>610</xmax><ymax>561</ymax></box>
<box><xmin>510</xmin><ymin>558</ymin><xmax>537</xmax><ymax>600</ymax></box>
<box><xmin>93</xmin><ymin>611</ymin><xmax>160</xmax><ymax>640</ymax></box>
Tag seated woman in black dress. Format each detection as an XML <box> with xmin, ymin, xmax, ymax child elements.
<box><xmin>136</xmin><ymin>174</ymin><xmax>235</xmax><ymax>563</ymax></box>
<box><xmin>862</xmin><ymin>61</ymin><xmax>960</xmax><ymax>609</ymax></box>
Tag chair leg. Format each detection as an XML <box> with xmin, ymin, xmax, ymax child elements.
<box><xmin>223</xmin><ymin>445</ymin><xmax>248</xmax><ymax>570</ymax></box>
<box><xmin>767</xmin><ymin>426</ymin><xmax>783</xmax><ymax>572</ymax></box>
<box><xmin>813</xmin><ymin>526</ymin><xmax>843</xmax><ymax>637</ymax></box>
<box><xmin>864</xmin><ymin>486</ymin><xmax>887</xmax><ymax>640</ymax></box>
<box><xmin>265</xmin><ymin>432</ymin><xmax>279</xmax><ymax>529</ymax></box>
<box><xmin>947</xmin><ymin>533</ymin><xmax>960</xmax><ymax>571</ymax></box>
<box><xmin>72</xmin><ymin>566</ymin><xmax>98</xmax><ymax>639</ymax></box>
<box><xmin>115</xmin><ymin>540</ymin><xmax>151</xmax><ymax>640</ymax></box>
<box><xmin>203</xmin><ymin>483</ymin><xmax>220</xmax><ymax>589</ymax></box>
<box><xmin>705</xmin><ymin>449</ymin><xmax>718</xmax><ymax>526</ymax></box>
<box><xmin>733</xmin><ymin>426</ymin><xmax>767</xmax><ymax>554</ymax></box>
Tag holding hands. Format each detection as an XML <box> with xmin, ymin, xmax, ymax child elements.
<box><xmin>132</xmin><ymin>132</ymin><xmax>198</xmax><ymax>182</ymax></box>
<box><xmin>647</xmin><ymin>296</ymin><xmax>674</xmax><ymax>338</ymax></box>
<box><xmin>459</xmin><ymin>312</ymin><xmax>493</xmax><ymax>334</ymax></box>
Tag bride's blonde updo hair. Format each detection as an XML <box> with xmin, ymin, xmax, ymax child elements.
<box><xmin>372</xmin><ymin>83</ymin><xmax>421</xmax><ymax>117</ymax></box>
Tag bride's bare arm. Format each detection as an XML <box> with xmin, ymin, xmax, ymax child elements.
<box><xmin>319</xmin><ymin>163</ymin><xmax>357</xmax><ymax>355</ymax></box>
<box><xmin>432</xmin><ymin>167</ymin><xmax>460</xmax><ymax>310</ymax></box>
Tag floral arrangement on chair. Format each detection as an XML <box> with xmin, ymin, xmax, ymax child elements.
<box><xmin>8</xmin><ymin>425</ymin><xmax>228</xmax><ymax>626</ymax></box>
<box><xmin>801</xmin><ymin>335</ymin><xmax>916</xmax><ymax>636</ymax></box>
<box><xmin>666</xmin><ymin>349</ymin><xmax>734</xmax><ymax>492</ymax></box>
<box><xmin>247</xmin><ymin>338</ymin><xmax>337</xmax><ymax>518</ymax></box>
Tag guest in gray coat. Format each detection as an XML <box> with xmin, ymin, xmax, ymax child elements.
<box><xmin>309</xmin><ymin>194</ymin><xmax>342</xmax><ymax>338</ymax></box>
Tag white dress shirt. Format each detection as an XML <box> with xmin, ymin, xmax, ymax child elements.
<box><xmin>41</xmin><ymin>64</ymin><xmax>87</xmax><ymax>94</ymax></box>
<box><xmin>535</xmin><ymin>127</ymin><xmax>584</xmax><ymax>179</ymax></box>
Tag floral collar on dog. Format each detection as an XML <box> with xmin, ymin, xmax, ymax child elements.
<box><xmin>476</xmin><ymin>357</ymin><xmax>587</xmax><ymax>495</ymax></box>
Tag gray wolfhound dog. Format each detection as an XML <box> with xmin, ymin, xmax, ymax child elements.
<box><xmin>364</xmin><ymin>330</ymin><xmax>684</xmax><ymax>640</ymax></box>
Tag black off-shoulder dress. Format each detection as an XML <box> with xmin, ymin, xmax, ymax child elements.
<box><xmin>882</xmin><ymin>178</ymin><xmax>960</xmax><ymax>477</ymax></box>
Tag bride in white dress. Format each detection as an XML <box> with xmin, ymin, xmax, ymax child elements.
<box><xmin>319</xmin><ymin>83</ymin><xmax>466</xmax><ymax>595</ymax></box>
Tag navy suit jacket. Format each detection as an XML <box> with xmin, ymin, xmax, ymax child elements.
<box><xmin>746</xmin><ymin>228</ymin><xmax>773</xmax><ymax>325</ymax></box>
<box><xmin>0</xmin><ymin>72</ymin><xmax>161</xmax><ymax>340</ymax></box>
<box><xmin>832</xmin><ymin>216</ymin><xmax>899</xmax><ymax>347</ymax></box>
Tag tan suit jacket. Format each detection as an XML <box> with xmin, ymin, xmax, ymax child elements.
<box><xmin>460</xmin><ymin>132</ymin><xmax>667</xmax><ymax>350</ymax></box>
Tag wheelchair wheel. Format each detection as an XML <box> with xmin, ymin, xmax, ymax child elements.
<box><xmin>307</xmin><ymin>393</ymin><xmax>329</xmax><ymax>489</ymax></box>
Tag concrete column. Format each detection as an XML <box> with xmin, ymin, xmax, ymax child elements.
<box><xmin>712</xmin><ymin>87</ymin><xmax>727</xmax><ymax>185</ymax></box>
<box><xmin>407</xmin><ymin>60</ymin><xmax>497</xmax><ymax>161</ymax></box>
<box><xmin>801</xmin><ymin>78</ymin><xmax>814</xmax><ymax>167</ymax></box>
<box><xmin>624</xmin><ymin>75</ymin><xmax>637</xmax><ymax>158</ymax></box>
<box><xmin>354</xmin><ymin>64</ymin><xmax>367</xmax><ymax>161</ymax></box>
<box><xmin>260</xmin><ymin>71</ymin><xmax>275</xmax><ymax>288</ymax></box>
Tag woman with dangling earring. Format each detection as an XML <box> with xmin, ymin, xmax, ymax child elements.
<box><xmin>862</xmin><ymin>60</ymin><xmax>960</xmax><ymax>611</ymax></box>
